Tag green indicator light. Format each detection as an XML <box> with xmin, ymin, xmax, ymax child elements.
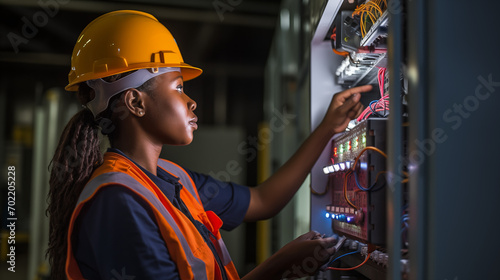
<box><xmin>339</xmin><ymin>144</ymin><xmax>343</xmax><ymax>154</ymax></box>
<box><xmin>362</xmin><ymin>133</ymin><xmax>366</xmax><ymax>144</ymax></box>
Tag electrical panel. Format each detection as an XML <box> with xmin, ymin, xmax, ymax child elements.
<box><xmin>310</xmin><ymin>0</ymin><xmax>409</xmax><ymax>279</ymax></box>
<box><xmin>324</xmin><ymin>119</ymin><xmax>387</xmax><ymax>245</ymax></box>
<box><xmin>307</xmin><ymin>0</ymin><xmax>500</xmax><ymax>279</ymax></box>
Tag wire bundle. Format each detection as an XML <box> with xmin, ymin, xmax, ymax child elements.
<box><xmin>352</xmin><ymin>0</ymin><xmax>388</xmax><ymax>38</ymax></box>
<box><xmin>357</xmin><ymin>67</ymin><xmax>389</xmax><ymax>121</ymax></box>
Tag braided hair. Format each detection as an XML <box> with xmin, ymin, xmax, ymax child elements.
<box><xmin>46</xmin><ymin>73</ymin><xmax>156</xmax><ymax>279</ymax></box>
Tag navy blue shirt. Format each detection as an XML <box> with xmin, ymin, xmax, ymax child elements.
<box><xmin>73</xmin><ymin>149</ymin><xmax>250</xmax><ymax>279</ymax></box>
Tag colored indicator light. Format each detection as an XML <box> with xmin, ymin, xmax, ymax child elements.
<box><xmin>360</xmin><ymin>162</ymin><xmax>368</xmax><ymax>170</ymax></box>
<box><xmin>347</xmin><ymin>217</ymin><xmax>352</xmax><ymax>223</ymax></box>
<box><xmin>339</xmin><ymin>144</ymin><xmax>343</xmax><ymax>154</ymax></box>
<box><xmin>334</xmin><ymin>164</ymin><xmax>340</xmax><ymax>172</ymax></box>
<box><xmin>348</xmin><ymin>141</ymin><xmax>352</xmax><ymax>150</ymax></box>
<box><xmin>334</xmin><ymin>147</ymin><xmax>338</xmax><ymax>157</ymax></box>
<box><xmin>325</xmin><ymin>213</ymin><xmax>330</xmax><ymax>218</ymax></box>
<box><xmin>339</xmin><ymin>162</ymin><xmax>346</xmax><ymax>170</ymax></box>
<box><xmin>362</xmin><ymin>133</ymin><xmax>366</xmax><ymax>144</ymax></box>
<box><xmin>355</xmin><ymin>137</ymin><xmax>359</xmax><ymax>148</ymax></box>
<box><xmin>328</xmin><ymin>165</ymin><xmax>335</xmax><ymax>173</ymax></box>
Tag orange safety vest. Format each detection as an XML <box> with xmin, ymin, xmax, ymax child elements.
<box><xmin>65</xmin><ymin>152</ymin><xmax>240</xmax><ymax>280</ymax></box>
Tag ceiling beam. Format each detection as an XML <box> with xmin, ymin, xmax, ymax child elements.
<box><xmin>0</xmin><ymin>52</ymin><xmax>264</xmax><ymax>78</ymax></box>
<box><xmin>0</xmin><ymin>0</ymin><xmax>277</xmax><ymax>28</ymax></box>
<box><xmin>116</xmin><ymin>0</ymin><xmax>280</xmax><ymax>15</ymax></box>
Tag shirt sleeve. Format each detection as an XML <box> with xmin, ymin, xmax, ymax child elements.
<box><xmin>73</xmin><ymin>185</ymin><xmax>180</xmax><ymax>280</ymax></box>
<box><xmin>184</xmin><ymin>169</ymin><xmax>251</xmax><ymax>231</ymax></box>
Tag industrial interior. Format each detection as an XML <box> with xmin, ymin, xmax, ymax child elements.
<box><xmin>1</xmin><ymin>0</ymin><xmax>500</xmax><ymax>279</ymax></box>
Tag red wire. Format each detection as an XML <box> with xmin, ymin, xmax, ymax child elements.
<box><xmin>356</xmin><ymin>67</ymin><xmax>388</xmax><ymax>122</ymax></box>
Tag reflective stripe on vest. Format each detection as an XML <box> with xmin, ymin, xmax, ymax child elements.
<box><xmin>77</xmin><ymin>172</ymin><xmax>208</xmax><ymax>280</ymax></box>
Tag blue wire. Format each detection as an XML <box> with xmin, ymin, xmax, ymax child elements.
<box><xmin>326</xmin><ymin>250</ymin><xmax>361</xmax><ymax>267</ymax></box>
<box><xmin>353</xmin><ymin>169</ymin><xmax>379</xmax><ymax>191</ymax></box>
<box><xmin>369</xmin><ymin>100</ymin><xmax>380</xmax><ymax>117</ymax></box>
<box><xmin>369</xmin><ymin>100</ymin><xmax>387</xmax><ymax>118</ymax></box>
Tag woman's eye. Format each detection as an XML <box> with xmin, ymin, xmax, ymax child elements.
<box><xmin>176</xmin><ymin>85</ymin><xmax>183</xmax><ymax>94</ymax></box>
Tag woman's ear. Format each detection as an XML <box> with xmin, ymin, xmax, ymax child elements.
<box><xmin>122</xmin><ymin>89</ymin><xmax>147</xmax><ymax>117</ymax></box>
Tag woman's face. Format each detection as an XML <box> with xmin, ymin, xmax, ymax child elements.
<box><xmin>142</xmin><ymin>71</ymin><xmax>198</xmax><ymax>146</ymax></box>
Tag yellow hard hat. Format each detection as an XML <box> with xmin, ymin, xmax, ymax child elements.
<box><xmin>65</xmin><ymin>10</ymin><xmax>202</xmax><ymax>91</ymax></box>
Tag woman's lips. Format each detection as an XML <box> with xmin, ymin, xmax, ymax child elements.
<box><xmin>189</xmin><ymin>117</ymin><xmax>198</xmax><ymax>129</ymax></box>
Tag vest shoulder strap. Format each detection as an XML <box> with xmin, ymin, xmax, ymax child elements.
<box><xmin>157</xmin><ymin>158</ymin><xmax>202</xmax><ymax>204</ymax></box>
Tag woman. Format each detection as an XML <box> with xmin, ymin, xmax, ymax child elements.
<box><xmin>47</xmin><ymin>10</ymin><xmax>371</xmax><ymax>280</ymax></box>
